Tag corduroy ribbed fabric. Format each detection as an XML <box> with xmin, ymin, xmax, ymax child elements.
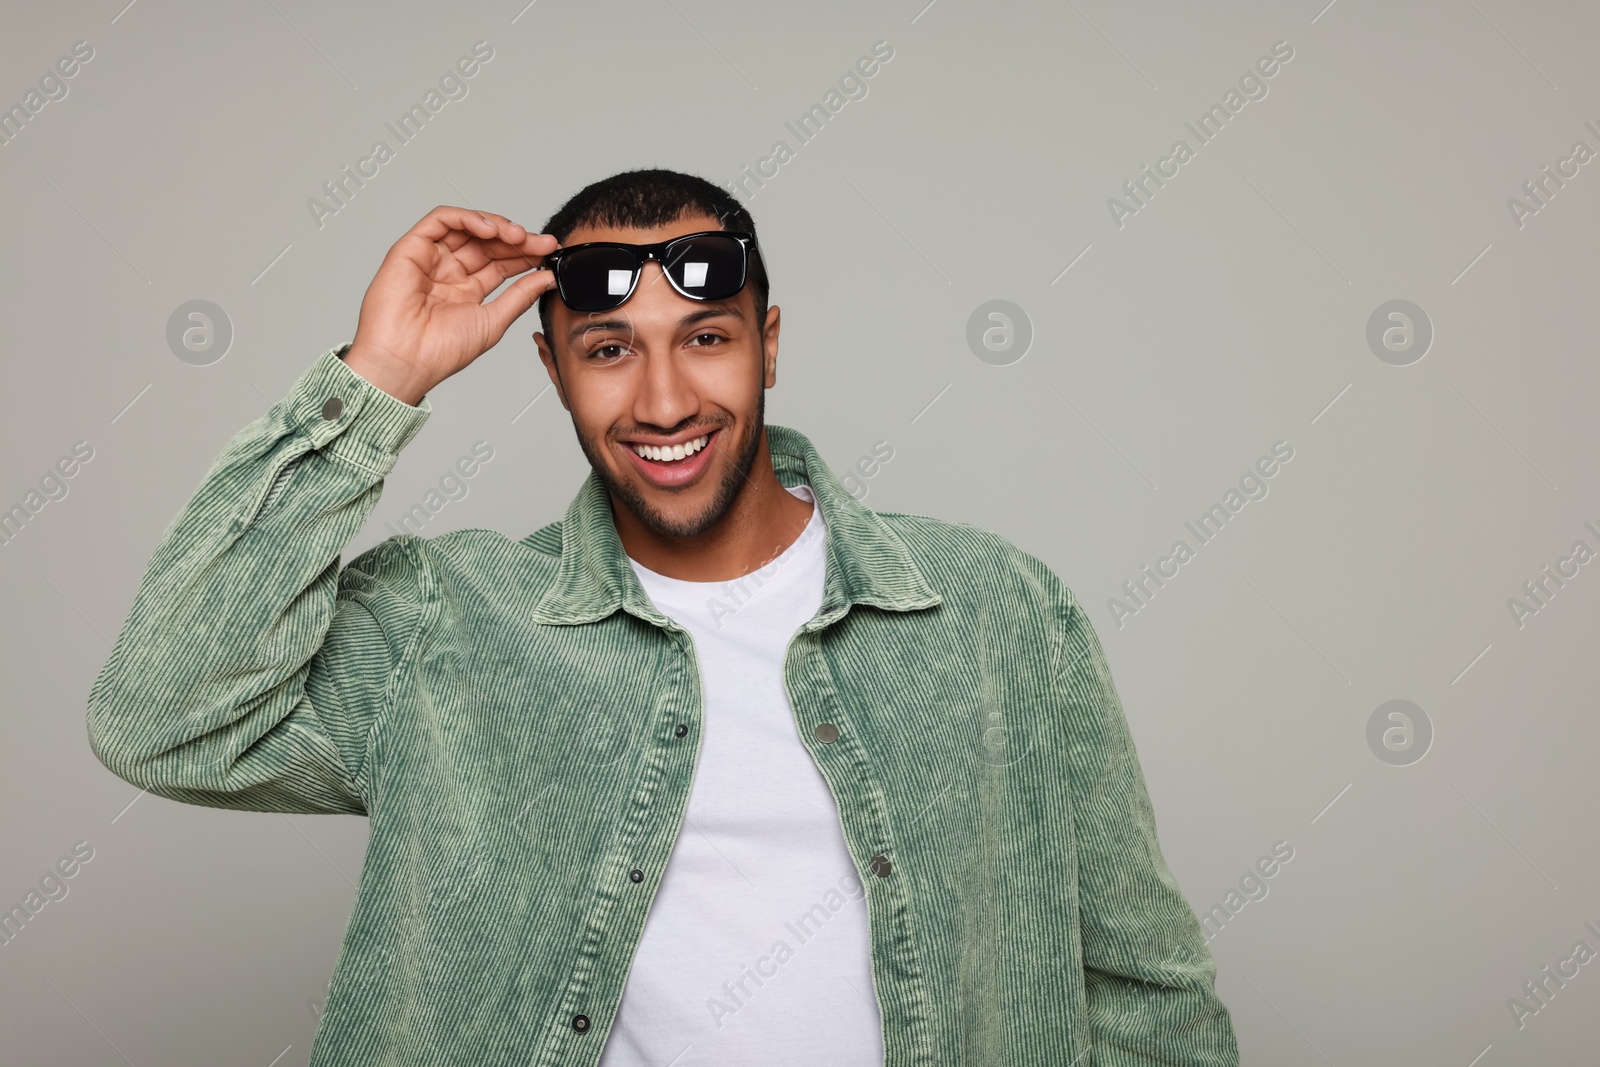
<box><xmin>86</xmin><ymin>343</ymin><xmax>1240</xmax><ymax>1067</ymax></box>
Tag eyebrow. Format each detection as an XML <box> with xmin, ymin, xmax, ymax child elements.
<box><xmin>566</xmin><ymin>304</ymin><xmax>744</xmax><ymax>344</ymax></box>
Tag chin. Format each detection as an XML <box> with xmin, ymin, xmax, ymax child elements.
<box><xmin>574</xmin><ymin>400</ymin><xmax>764</xmax><ymax>540</ymax></box>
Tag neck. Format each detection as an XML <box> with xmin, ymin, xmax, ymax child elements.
<box><xmin>610</xmin><ymin>429</ymin><xmax>815</xmax><ymax>582</ymax></box>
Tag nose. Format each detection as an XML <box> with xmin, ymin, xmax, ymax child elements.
<box><xmin>631</xmin><ymin>262</ymin><xmax>699</xmax><ymax>430</ymax></box>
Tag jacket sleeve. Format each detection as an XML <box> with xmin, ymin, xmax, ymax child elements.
<box><xmin>1051</xmin><ymin>584</ymin><xmax>1241</xmax><ymax>1065</ymax></box>
<box><xmin>85</xmin><ymin>343</ymin><xmax>434</xmax><ymax>815</ymax></box>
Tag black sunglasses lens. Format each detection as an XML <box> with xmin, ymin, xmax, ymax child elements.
<box><xmin>664</xmin><ymin>234</ymin><xmax>747</xmax><ymax>300</ymax></box>
<box><xmin>557</xmin><ymin>246</ymin><xmax>639</xmax><ymax>311</ymax></box>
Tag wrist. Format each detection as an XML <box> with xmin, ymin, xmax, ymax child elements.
<box><xmin>341</xmin><ymin>343</ymin><xmax>431</xmax><ymax>407</ymax></box>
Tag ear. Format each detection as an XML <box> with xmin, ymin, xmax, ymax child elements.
<box><xmin>533</xmin><ymin>331</ymin><xmax>571</xmax><ymax>411</ymax></box>
<box><xmin>761</xmin><ymin>304</ymin><xmax>781</xmax><ymax>389</ymax></box>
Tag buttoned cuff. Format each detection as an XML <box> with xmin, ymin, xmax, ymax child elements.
<box><xmin>288</xmin><ymin>342</ymin><xmax>433</xmax><ymax>477</ymax></box>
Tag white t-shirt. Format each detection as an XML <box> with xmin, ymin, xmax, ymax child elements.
<box><xmin>600</xmin><ymin>484</ymin><xmax>883</xmax><ymax>1066</ymax></box>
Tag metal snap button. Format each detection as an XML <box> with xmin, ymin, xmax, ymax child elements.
<box><xmin>322</xmin><ymin>396</ymin><xmax>344</xmax><ymax>419</ymax></box>
<box><xmin>870</xmin><ymin>854</ymin><xmax>892</xmax><ymax>878</ymax></box>
<box><xmin>629</xmin><ymin>868</ymin><xmax>644</xmax><ymax>883</ymax></box>
<box><xmin>814</xmin><ymin>722</ymin><xmax>839</xmax><ymax>744</ymax></box>
<box><xmin>572</xmin><ymin>1013</ymin><xmax>590</xmax><ymax>1033</ymax></box>
<box><xmin>674</xmin><ymin>723</ymin><xmax>688</xmax><ymax>738</ymax></box>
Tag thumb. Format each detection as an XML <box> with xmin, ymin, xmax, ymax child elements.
<box><xmin>482</xmin><ymin>268</ymin><xmax>558</xmax><ymax>345</ymax></box>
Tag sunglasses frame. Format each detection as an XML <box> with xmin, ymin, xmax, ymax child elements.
<box><xmin>540</xmin><ymin>230</ymin><xmax>760</xmax><ymax>311</ymax></box>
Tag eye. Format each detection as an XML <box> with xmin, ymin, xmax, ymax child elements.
<box><xmin>688</xmin><ymin>332</ymin><xmax>726</xmax><ymax>347</ymax></box>
<box><xmin>586</xmin><ymin>342</ymin><xmax>629</xmax><ymax>361</ymax></box>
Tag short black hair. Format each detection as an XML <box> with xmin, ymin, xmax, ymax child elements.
<box><xmin>535</xmin><ymin>168</ymin><xmax>769</xmax><ymax>358</ymax></box>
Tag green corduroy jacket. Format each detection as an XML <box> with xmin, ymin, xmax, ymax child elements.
<box><xmin>86</xmin><ymin>343</ymin><xmax>1239</xmax><ymax>1066</ymax></box>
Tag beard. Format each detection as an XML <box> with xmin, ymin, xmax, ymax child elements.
<box><xmin>575</xmin><ymin>386</ymin><xmax>765</xmax><ymax>540</ymax></box>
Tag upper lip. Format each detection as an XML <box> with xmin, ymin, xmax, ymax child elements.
<box><xmin>618</xmin><ymin>427</ymin><xmax>719</xmax><ymax>448</ymax></box>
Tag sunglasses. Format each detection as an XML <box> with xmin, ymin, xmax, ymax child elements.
<box><xmin>539</xmin><ymin>230</ymin><xmax>759</xmax><ymax>312</ymax></box>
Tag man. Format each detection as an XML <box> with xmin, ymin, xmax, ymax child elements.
<box><xmin>87</xmin><ymin>169</ymin><xmax>1239</xmax><ymax>1066</ymax></box>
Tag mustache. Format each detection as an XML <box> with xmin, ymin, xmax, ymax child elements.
<box><xmin>609</xmin><ymin>417</ymin><xmax>730</xmax><ymax>441</ymax></box>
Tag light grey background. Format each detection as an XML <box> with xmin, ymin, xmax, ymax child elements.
<box><xmin>3</xmin><ymin>1</ymin><xmax>1597</xmax><ymax>1064</ymax></box>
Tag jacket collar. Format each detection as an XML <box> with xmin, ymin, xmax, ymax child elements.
<box><xmin>527</xmin><ymin>423</ymin><xmax>941</xmax><ymax>630</ymax></box>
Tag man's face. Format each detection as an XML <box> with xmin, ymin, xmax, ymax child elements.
<box><xmin>534</xmin><ymin>212</ymin><xmax>780</xmax><ymax>539</ymax></box>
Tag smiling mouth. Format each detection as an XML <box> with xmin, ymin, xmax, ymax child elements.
<box><xmin>619</xmin><ymin>427</ymin><xmax>723</xmax><ymax>487</ymax></box>
<box><xmin>628</xmin><ymin>433</ymin><xmax>711</xmax><ymax>464</ymax></box>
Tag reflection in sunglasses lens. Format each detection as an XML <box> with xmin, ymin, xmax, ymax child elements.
<box><xmin>667</xmin><ymin>235</ymin><xmax>743</xmax><ymax>299</ymax></box>
<box><xmin>561</xmin><ymin>245</ymin><xmax>637</xmax><ymax>310</ymax></box>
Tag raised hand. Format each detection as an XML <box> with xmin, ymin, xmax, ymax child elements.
<box><xmin>343</xmin><ymin>206</ymin><xmax>560</xmax><ymax>405</ymax></box>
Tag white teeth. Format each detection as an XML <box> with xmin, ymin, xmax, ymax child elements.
<box><xmin>632</xmin><ymin>433</ymin><xmax>709</xmax><ymax>462</ymax></box>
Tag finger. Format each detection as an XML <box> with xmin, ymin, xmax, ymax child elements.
<box><xmin>439</xmin><ymin>228</ymin><xmax>559</xmax><ymax>261</ymax></box>
<box><xmin>391</xmin><ymin>206</ymin><xmax>499</xmax><ymax>270</ymax></box>
<box><xmin>410</xmin><ymin>205</ymin><xmax>501</xmax><ymax>245</ymax></box>
<box><xmin>480</xmin><ymin>265</ymin><xmax>560</xmax><ymax>344</ymax></box>
<box><xmin>463</xmin><ymin>252</ymin><xmax>544</xmax><ymax>299</ymax></box>
<box><xmin>389</xmin><ymin>207</ymin><xmax>557</xmax><ymax>292</ymax></box>
<box><xmin>473</xmin><ymin>207</ymin><xmax>524</xmax><ymax>246</ymax></box>
<box><xmin>447</xmin><ymin>232</ymin><xmax>560</xmax><ymax>281</ymax></box>
<box><xmin>482</xmin><ymin>218</ymin><xmax>561</xmax><ymax>269</ymax></box>
<box><xmin>435</xmin><ymin>212</ymin><xmax>513</xmax><ymax>251</ymax></box>
<box><xmin>434</xmin><ymin>211</ymin><xmax>552</xmax><ymax>255</ymax></box>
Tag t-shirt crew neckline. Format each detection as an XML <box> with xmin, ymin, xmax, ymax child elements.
<box><xmin>624</xmin><ymin>484</ymin><xmax>821</xmax><ymax>589</ymax></box>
